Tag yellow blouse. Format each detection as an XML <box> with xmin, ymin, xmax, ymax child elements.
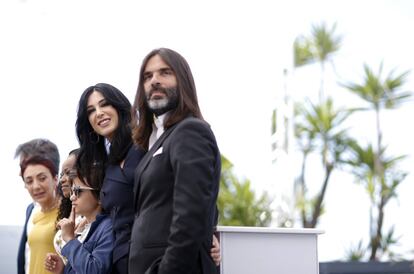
<box><xmin>27</xmin><ymin>207</ymin><xmax>58</xmax><ymax>274</ymax></box>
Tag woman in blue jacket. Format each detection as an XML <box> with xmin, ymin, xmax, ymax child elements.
<box><xmin>45</xmin><ymin>165</ymin><xmax>114</xmax><ymax>274</ymax></box>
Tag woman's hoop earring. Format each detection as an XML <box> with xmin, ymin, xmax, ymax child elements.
<box><xmin>89</xmin><ymin>131</ymin><xmax>100</xmax><ymax>144</ymax></box>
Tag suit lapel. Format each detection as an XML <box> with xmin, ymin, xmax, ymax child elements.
<box><xmin>133</xmin><ymin>123</ymin><xmax>180</xmax><ymax>206</ymax></box>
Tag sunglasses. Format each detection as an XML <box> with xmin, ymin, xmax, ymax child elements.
<box><xmin>71</xmin><ymin>185</ymin><xmax>97</xmax><ymax>198</ymax></box>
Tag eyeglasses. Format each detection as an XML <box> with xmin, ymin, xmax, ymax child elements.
<box><xmin>71</xmin><ymin>185</ymin><xmax>97</xmax><ymax>198</ymax></box>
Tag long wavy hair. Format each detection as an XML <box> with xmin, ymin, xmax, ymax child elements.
<box><xmin>76</xmin><ymin>83</ymin><xmax>133</xmax><ymax>189</ymax></box>
<box><xmin>56</xmin><ymin>148</ymin><xmax>79</xmax><ymax>222</ymax></box>
<box><xmin>131</xmin><ymin>48</ymin><xmax>204</xmax><ymax>150</ymax></box>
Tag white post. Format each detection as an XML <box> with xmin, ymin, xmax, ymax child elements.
<box><xmin>217</xmin><ymin>226</ymin><xmax>323</xmax><ymax>274</ymax></box>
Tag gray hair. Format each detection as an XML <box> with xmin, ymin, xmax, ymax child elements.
<box><xmin>15</xmin><ymin>138</ymin><xmax>60</xmax><ymax>171</ymax></box>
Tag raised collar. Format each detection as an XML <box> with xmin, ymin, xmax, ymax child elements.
<box><xmin>153</xmin><ymin>112</ymin><xmax>168</xmax><ymax>130</ymax></box>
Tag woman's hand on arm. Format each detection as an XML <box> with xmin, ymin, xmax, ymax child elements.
<box><xmin>210</xmin><ymin>234</ymin><xmax>221</xmax><ymax>266</ymax></box>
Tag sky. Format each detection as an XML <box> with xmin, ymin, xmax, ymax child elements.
<box><xmin>1</xmin><ymin>0</ymin><xmax>414</xmax><ymax>262</ymax></box>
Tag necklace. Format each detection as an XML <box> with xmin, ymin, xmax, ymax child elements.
<box><xmin>41</xmin><ymin>197</ymin><xmax>60</xmax><ymax>213</ymax></box>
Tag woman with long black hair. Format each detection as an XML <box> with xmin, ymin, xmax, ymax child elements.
<box><xmin>76</xmin><ymin>83</ymin><xmax>144</xmax><ymax>274</ymax></box>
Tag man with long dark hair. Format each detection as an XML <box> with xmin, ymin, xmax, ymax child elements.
<box><xmin>129</xmin><ymin>48</ymin><xmax>221</xmax><ymax>274</ymax></box>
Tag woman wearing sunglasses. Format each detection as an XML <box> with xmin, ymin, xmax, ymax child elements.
<box><xmin>52</xmin><ymin>149</ymin><xmax>90</xmax><ymax>266</ymax></box>
<box><xmin>45</xmin><ymin>166</ymin><xmax>114</xmax><ymax>274</ymax></box>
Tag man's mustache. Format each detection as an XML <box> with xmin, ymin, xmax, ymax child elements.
<box><xmin>148</xmin><ymin>87</ymin><xmax>167</xmax><ymax>98</ymax></box>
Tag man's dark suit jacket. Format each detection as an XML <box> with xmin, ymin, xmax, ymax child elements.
<box><xmin>129</xmin><ymin>117</ymin><xmax>220</xmax><ymax>274</ymax></box>
<box><xmin>17</xmin><ymin>203</ymin><xmax>34</xmax><ymax>274</ymax></box>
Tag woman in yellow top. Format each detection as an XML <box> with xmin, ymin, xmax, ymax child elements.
<box><xmin>20</xmin><ymin>154</ymin><xmax>60</xmax><ymax>274</ymax></box>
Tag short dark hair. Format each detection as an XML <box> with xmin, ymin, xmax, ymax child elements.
<box><xmin>16</xmin><ymin>138</ymin><xmax>60</xmax><ymax>175</ymax></box>
<box><xmin>76</xmin><ymin>167</ymin><xmax>101</xmax><ymax>201</ymax></box>
<box><xmin>20</xmin><ymin>155</ymin><xmax>59</xmax><ymax>179</ymax></box>
<box><xmin>132</xmin><ymin>48</ymin><xmax>203</xmax><ymax>149</ymax></box>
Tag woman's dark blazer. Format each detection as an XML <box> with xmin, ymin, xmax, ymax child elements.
<box><xmin>100</xmin><ymin>145</ymin><xmax>145</xmax><ymax>264</ymax></box>
<box><xmin>17</xmin><ymin>203</ymin><xmax>34</xmax><ymax>274</ymax></box>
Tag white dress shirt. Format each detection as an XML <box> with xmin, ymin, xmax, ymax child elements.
<box><xmin>148</xmin><ymin>113</ymin><xmax>168</xmax><ymax>150</ymax></box>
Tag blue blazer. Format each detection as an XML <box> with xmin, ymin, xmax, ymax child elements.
<box><xmin>17</xmin><ymin>203</ymin><xmax>34</xmax><ymax>274</ymax></box>
<box><xmin>101</xmin><ymin>145</ymin><xmax>144</xmax><ymax>263</ymax></box>
<box><xmin>61</xmin><ymin>214</ymin><xmax>114</xmax><ymax>274</ymax></box>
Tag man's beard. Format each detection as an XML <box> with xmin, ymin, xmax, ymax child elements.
<box><xmin>145</xmin><ymin>86</ymin><xmax>179</xmax><ymax>116</ymax></box>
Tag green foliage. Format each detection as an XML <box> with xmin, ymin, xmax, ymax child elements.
<box><xmin>346</xmin><ymin>143</ymin><xmax>407</xmax><ymax>204</ymax></box>
<box><xmin>380</xmin><ymin>226</ymin><xmax>403</xmax><ymax>261</ymax></box>
<box><xmin>293</xmin><ymin>22</ymin><xmax>342</xmax><ymax>68</ymax></box>
<box><xmin>341</xmin><ymin>63</ymin><xmax>411</xmax><ymax>110</ymax></box>
<box><xmin>294</xmin><ymin>98</ymin><xmax>353</xmax><ymax>227</ymax></box>
<box><xmin>218</xmin><ymin>155</ymin><xmax>273</xmax><ymax>226</ymax></box>
<box><xmin>344</xmin><ymin>142</ymin><xmax>407</xmax><ymax>260</ymax></box>
<box><xmin>345</xmin><ymin>240</ymin><xmax>366</xmax><ymax>261</ymax></box>
<box><xmin>311</xmin><ymin>22</ymin><xmax>342</xmax><ymax>63</ymax></box>
<box><xmin>292</xmin><ymin>23</ymin><xmax>347</xmax><ymax>227</ymax></box>
<box><xmin>342</xmin><ymin>63</ymin><xmax>411</xmax><ymax>260</ymax></box>
<box><xmin>296</xmin><ymin>98</ymin><xmax>353</xmax><ymax>164</ymax></box>
<box><xmin>294</xmin><ymin>36</ymin><xmax>314</xmax><ymax>67</ymax></box>
<box><xmin>292</xmin><ymin>21</ymin><xmax>412</xmax><ymax>262</ymax></box>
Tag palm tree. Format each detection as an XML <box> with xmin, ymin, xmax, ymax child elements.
<box><xmin>341</xmin><ymin>64</ymin><xmax>411</xmax><ymax>260</ymax></box>
<box><xmin>294</xmin><ymin>98</ymin><xmax>353</xmax><ymax>227</ymax></box>
<box><xmin>345</xmin><ymin>141</ymin><xmax>407</xmax><ymax>260</ymax></box>
<box><xmin>293</xmin><ymin>22</ymin><xmax>342</xmax><ymax>101</ymax></box>
<box><xmin>292</xmin><ymin>22</ymin><xmax>343</xmax><ymax>228</ymax></box>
